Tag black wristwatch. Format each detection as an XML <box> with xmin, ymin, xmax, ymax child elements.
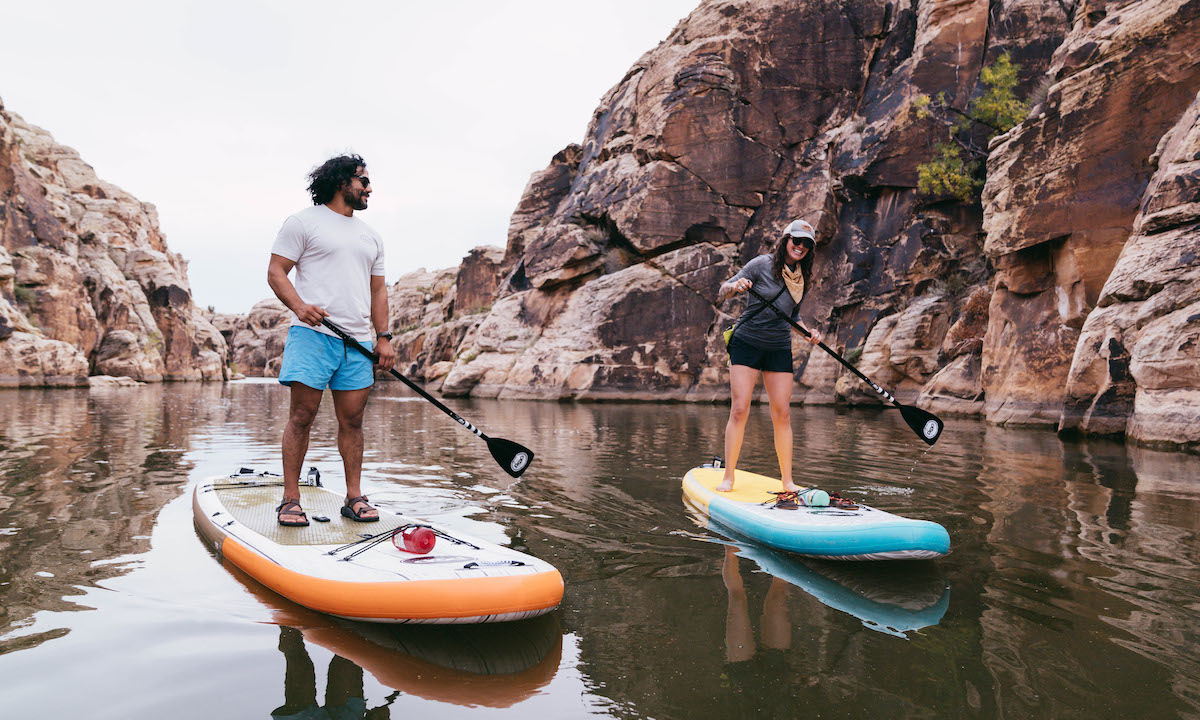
<box><xmin>376</xmin><ymin>332</ymin><xmax>393</xmax><ymax>341</ymax></box>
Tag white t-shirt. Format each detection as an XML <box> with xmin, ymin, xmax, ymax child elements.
<box><xmin>270</xmin><ymin>204</ymin><xmax>385</xmax><ymax>341</ymax></box>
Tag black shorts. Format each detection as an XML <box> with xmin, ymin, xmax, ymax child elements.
<box><xmin>728</xmin><ymin>337</ymin><xmax>793</xmax><ymax>373</ymax></box>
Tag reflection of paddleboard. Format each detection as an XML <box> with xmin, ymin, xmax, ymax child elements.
<box><xmin>683</xmin><ymin>466</ymin><xmax>950</xmax><ymax>560</ymax></box>
<box><xmin>222</xmin><ymin>560</ymin><xmax>562</xmax><ymax>708</ymax></box>
<box><xmin>725</xmin><ymin>532</ymin><xmax>949</xmax><ymax>638</ymax></box>
<box><xmin>193</xmin><ymin>469</ymin><xmax>564</xmax><ymax>623</ymax></box>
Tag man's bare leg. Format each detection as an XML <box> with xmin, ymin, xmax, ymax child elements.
<box><xmin>332</xmin><ymin>387</ymin><xmax>377</xmax><ymax>520</ymax></box>
<box><xmin>281</xmin><ymin>383</ymin><xmax>323</xmax><ymax>523</ymax></box>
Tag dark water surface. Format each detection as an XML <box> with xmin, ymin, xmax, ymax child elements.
<box><xmin>1</xmin><ymin>381</ymin><xmax>1198</xmax><ymax>719</ymax></box>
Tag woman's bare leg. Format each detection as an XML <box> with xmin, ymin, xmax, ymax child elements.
<box><xmin>719</xmin><ymin>364</ymin><xmax>760</xmax><ymax>492</ymax></box>
<box><xmin>763</xmin><ymin>370</ymin><xmax>798</xmax><ymax>493</ymax></box>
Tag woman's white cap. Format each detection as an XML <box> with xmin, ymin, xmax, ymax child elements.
<box><xmin>784</xmin><ymin>219</ymin><xmax>815</xmax><ymax>241</ymax></box>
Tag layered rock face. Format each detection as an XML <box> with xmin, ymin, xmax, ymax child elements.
<box><xmin>1057</xmin><ymin>89</ymin><xmax>1200</xmax><ymax>451</ymax></box>
<box><xmin>981</xmin><ymin>0</ymin><xmax>1200</xmax><ymax>430</ymax></box>
<box><xmin>433</xmin><ymin>0</ymin><xmax>1071</xmax><ymax>407</ymax></box>
<box><xmin>226</xmin><ymin>0</ymin><xmax>1199</xmax><ymax>450</ymax></box>
<box><xmin>448</xmin><ymin>0</ymin><xmax>1023</xmax><ymax>405</ymax></box>
<box><xmin>0</xmin><ymin>100</ymin><xmax>226</xmax><ymax>385</ymax></box>
<box><xmin>216</xmin><ymin>300</ymin><xmax>290</xmax><ymax>378</ymax></box>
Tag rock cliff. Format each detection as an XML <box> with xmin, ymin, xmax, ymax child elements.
<box><xmin>436</xmin><ymin>0</ymin><xmax>1066</xmax><ymax>407</ymax></box>
<box><xmin>206</xmin><ymin>0</ymin><xmax>1200</xmax><ymax>451</ymax></box>
<box><xmin>0</xmin><ymin>100</ymin><xmax>226</xmax><ymax>385</ymax></box>
<box><xmin>981</xmin><ymin>0</ymin><xmax>1200</xmax><ymax>433</ymax></box>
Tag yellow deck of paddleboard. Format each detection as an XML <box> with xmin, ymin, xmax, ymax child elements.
<box><xmin>684</xmin><ymin>467</ymin><xmax>795</xmax><ymax>508</ymax></box>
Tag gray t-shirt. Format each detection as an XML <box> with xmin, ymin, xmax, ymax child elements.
<box><xmin>728</xmin><ymin>254</ymin><xmax>801</xmax><ymax>350</ymax></box>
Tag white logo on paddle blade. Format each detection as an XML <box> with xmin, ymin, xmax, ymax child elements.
<box><xmin>923</xmin><ymin>420</ymin><xmax>939</xmax><ymax>439</ymax></box>
<box><xmin>510</xmin><ymin>453</ymin><xmax>530</xmax><ymax>473</ymax></box>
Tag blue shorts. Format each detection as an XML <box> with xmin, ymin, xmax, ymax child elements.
<box><xmin>278</xmin><ymin>326</ymin><xmax>375</xmax><ymax>391</ymax></box>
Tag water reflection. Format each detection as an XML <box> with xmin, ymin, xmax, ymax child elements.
<box><xmin>0</xmin><ymin>385</ymin><xmax>204</xmax><ymax>647</ymax></box>
<box><xmin>722</xmin><ymin>541</ymin><xmax>950</xmax><ymax>638</ymax></box>
<box><xmin>274</xmin><ymin>625</ymin><xmax>387</xmax><ymax>719</ymax></box>
<box><xmin>223</xmin><ymin>559</ymin><xmax>562</xmax><ymax>715</ymax></box>
<box><xmin>970</xmin><ymin>433</ymin><xmax>1200</xmax><ymax>718</ymax></box>
<box><xmin>0</xmin><ymin>385</ymin><xmax>1198</xmax><ymax>718</ymax></box>
<box><xmin>720</xmin><ymin>545</ymin><xmax>793</xmax><ymax>685</ymax></box>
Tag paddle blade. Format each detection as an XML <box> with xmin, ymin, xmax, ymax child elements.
<box><xmin>899</xmin><ymin>404</ymin><xmax>944</xmax><ymax>446</ymax></box>
<box><xmin>487</xmin><ymin>436</ymin><xmax>535</xmax><ymax>478</ymax></box>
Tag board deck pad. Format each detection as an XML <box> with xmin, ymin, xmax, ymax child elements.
<box><xmin>687</xmin><ymin>467</ymin><xmax>808</xmax><ymax>504</ymax></box>
<box><xmin>212</xmin><ymin>484</ymin><xmax>407</xmax><ymax>545</ymax></box>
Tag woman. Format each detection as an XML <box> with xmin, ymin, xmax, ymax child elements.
<box><xmin>716</xmin><ymin>218</ymin><xmax>822</xmax><ymax>504</ymax></box>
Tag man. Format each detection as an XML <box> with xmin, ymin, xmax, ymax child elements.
<box><xmin>267</xmin><ymin>154</ymin><xmax>397</xmax><ymax>526</ymax></box>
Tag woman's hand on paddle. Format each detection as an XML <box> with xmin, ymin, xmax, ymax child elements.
<box><xmin>294</xmin><ymin>303</ymin><xmax>328</xmax><ymax>326</ymax></box>
<box><xmin>724</xmin><ymin>278</ymin><xmax>752</xmax><ymax>298</ymax></box>
<box><xmin>805</xmin><ymin>329</ymin><xmax>822</xmax><ymax>345</ymax></box>
<box><xmin>375</xmin><ymin>337</ymin><xmax>397</xmax><ymax>371</ymax></box>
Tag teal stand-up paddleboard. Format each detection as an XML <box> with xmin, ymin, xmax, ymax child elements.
<box><xmin>683</xmin><ymin>466</ymin><xmax>950</xmax><ymax>561</ymax></box>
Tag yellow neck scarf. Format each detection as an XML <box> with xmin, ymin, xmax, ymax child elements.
<box><xmin>782</xmin><ymin>265</ymin><xmax>805</xmax><ymax>303</ymax></box>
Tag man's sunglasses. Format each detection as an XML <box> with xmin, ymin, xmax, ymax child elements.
<box><xmin>353</xmin><ymin>175</ymin><xmax>371</xmax><ymax>186</ymax></box>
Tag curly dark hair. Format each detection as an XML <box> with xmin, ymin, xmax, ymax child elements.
<box><xmin>306</xmin><ymin>154</ymin><xmax>365</xmax><ymax>205</ymax></box>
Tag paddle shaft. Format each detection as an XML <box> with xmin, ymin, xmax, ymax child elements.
<box><xmin>744</xmin><ymin>286</ymin><xmax>907</xmax><ymax>403</ymax></box>
<box><xmin>320</xmin><ymin>319</ymin><xmax>491</xmax><ymax>441</ymax></box>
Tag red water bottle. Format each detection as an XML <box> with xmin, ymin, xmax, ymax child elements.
<box><xmin>393</xmin><ymin>526</ymin><xmax>436</xmax><ymax>554</ymax></box>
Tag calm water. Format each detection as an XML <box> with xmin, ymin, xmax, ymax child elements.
<box><xmin>1</xmin><ymin>381</ymin><xmax>1198</xmax><ymax>719</ymax></box>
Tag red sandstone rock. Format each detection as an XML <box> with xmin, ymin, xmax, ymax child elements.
<box><xmin>1060</xmin><ymin>87</ymin><xmax>1200</xmax><ymax>450</ymax></box>
<box><xmin>981</xmin><ymin>0</ymin><xmax>1200</xmax><ymax>427</ymax></box>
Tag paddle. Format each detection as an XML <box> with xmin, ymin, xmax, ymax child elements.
<box><xmin>744</xmin><ymin>286</ymin><xmax>944</xmax><ymax>445</ymax></box>
<box><xmin>320</xmin><ymin>319</ymin><xmax>535</xmax><ymax>477</ymax></box>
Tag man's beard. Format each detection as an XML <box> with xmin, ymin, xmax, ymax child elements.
<box><xmin>344</xmin><ymin>188</ymin><xmax>368</xmax><ymax>211</ymax></box>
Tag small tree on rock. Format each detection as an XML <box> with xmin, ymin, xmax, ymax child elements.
<box><xmin>914</xmin><ymin>53</ymin><xmax>1030</xmax><ymax>201</ymax></box>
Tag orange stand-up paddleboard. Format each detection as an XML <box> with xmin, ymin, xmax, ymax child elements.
<box><xmin>194</xmin><ymin>469</ymin><xmax>564</xmax><ymax>624</ymax></box>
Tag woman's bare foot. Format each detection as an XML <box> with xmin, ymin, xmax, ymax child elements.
<box><xmin>781</xmin><ymin>481</ymin><xmax>800</xmax><ymax>494</ymax></box>
<box><xmin>716</xmin><ymin>474</ymin><xmax>735</xmax><ymax>492</ymax></box>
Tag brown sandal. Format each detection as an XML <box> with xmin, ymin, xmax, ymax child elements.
<box><xmin>276</xmin><ymin>497</ymin><xmax>309</xmax><ymax>527</ymax></box>
<box><xmin>341</xmin><ymin>495</ymin><xmax>379</xmax><ymax>522</ymax></box>
<box><xmin>770</xmin><ymin>490</ymin><xmax>800</xmax><ymax>510</ymax></box>
<box><xmin>829</xmin><ymin>492</ymin><xmax>859</xmax><ymax>510</ymax></box>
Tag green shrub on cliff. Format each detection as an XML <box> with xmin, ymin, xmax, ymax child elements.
<box><xmin>915</xmin><ymin>53</ymin><xmax>1029</xmax><ymax>201</ymax></box>
<box><xmin>973</xmin><ymin>54</ymin><xmax>1028</xmax><ymax>131</ymax></box>
<box><xmin>918</xmin><ymin>144</ymin><xmax>980</xmax><ymax>201</ymax></box>
<box><xmin>14</xmin><ymin>285</ymin><xmax>35</xmax><ymax>307</ymax></box>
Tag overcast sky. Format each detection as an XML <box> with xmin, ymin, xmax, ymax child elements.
<box><xmin>0</xmin><ymin>1</ymin><xmax>698</xmax><ymax>314</ymax></box>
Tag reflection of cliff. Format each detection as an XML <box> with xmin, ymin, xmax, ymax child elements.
<box><xmin>0</xmin><ymin>382</ymin><xmax>280</xmax><ymax>650</ymax></box>
<box><xmin>974</xmin><ymin>432</ymin><xmax>1200</xmax><ymax>717</ymax></box>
